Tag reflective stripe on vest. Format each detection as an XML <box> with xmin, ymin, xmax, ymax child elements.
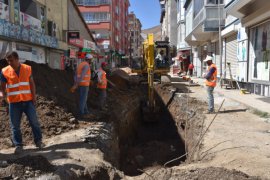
<box><xmin>77</xmin><ymin>61</ymin><xmax>91</xmax><ymax>86</ymax></box>
<box><xmin>97</xmin><ymin>68</ymin><xmax>107</xmax><ymax>89</ymax></box>
<box><xmin>205</xmin><ymin>64</ymin><xmax>217</xmax><ymax>87</ymax></box>
<box><xmin>7</xmin><ymin>82</ymin><xmax>30</xmax><ymax>88</ymax></box>
<box><xmin>2</xmin><ymin>64</ymin><xmax>33</xmax><ymax>103</ymax></box>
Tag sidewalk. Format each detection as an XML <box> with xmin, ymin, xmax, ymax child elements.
<box><xmin>169</xmin><ymin>74</ymin><xmax>270</xmax><ymax>115</ymax></box>
<box><xmin>168</xmin><ymin>74</ymin><xmax>270</xmax><ymax>179</ymax></box>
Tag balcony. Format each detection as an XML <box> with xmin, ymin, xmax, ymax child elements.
<box><xmin>193</xmin><ymin>5</ymin><xmax>225</xmax><ymax>32</ymax></box>
<box><xmin>185</xmin><ymin>4</ymin><xmax>225</xmax><ymax>45</ymax></box>
<box><xmin>225</xmin><ymin>0</ymin><xmax>253</xmax><ymax>18</ymax></box>
<box><xmin>225</xmin><ymin>0</ymin><xmax>270</xmax><ymax>27</ymax></box>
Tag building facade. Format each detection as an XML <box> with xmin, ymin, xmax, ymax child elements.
<box><xmin>128</xmin><ymin>12</ymin><xmax>142</xmax><ymax>60</ymax></box>
<box><xmin>226</xmin><ymin>0</ymin><xmax>270</xmax><ymax>97</ymax></box>
<box><xmin>184</xmin><ymin>0</ymin><xmax>225</xmax><ymax>77</ymax></box>
<box><xmin>182</xmin><ymin>0</ymin><xmax>270</xmax><ymax>97</ymax></box>
<box><xmin>159</xmin><ymin>0</ymin><xmax>177</xmax><ymax>47</ymax></box>
<box><xmin>175</xmin><ymin>0</ymin><xmax>191</xmax><ymax>73</ymax></box>
<box><xmin>75</xmin><ymin>0</ymin><xmax>130</xmax><ymax>68</ymax></box>
<box><xmin>0</xmin><ymin>0</ymin><xmax>95</xmax><ymax>70</ymax></box>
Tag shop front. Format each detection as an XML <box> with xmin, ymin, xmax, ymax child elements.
<box><xmin>248</xmin><ymin>20</ymin><xmax>270</xmax><ymax>96</ymax></box>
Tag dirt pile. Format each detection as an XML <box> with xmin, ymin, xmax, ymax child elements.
<box><xmin>136</xmin><ymin>167</ymin><xmax>259</xmax><ymax>180</ymax></box>
<box><xmin>24</xmin><ymin>61</ymin><xmax>77</xmax><ymax>113</ymax></box>
<box><xmin>0</xmin><ymin>155</ymin><xmax>55</xmax><ymax>179</ymax></box>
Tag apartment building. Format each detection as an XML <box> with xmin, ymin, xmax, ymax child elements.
<box><xmin>75</xmin><ymin>0</ymin><xmax>130</xmax><ymax>67</ymax></box>
<box><xmin>159</xmin><ymin>0</ymin><xmax>177</xmax><ymax>47</ymax></box>
<box><xmin>128</xmin><ymin>12</ymin><xmax>142</xmax><ymax>59</ymax></box>
<box><xmin>226</xmin><ymin>0</ymin><xmax>270</xmax><ymax>96</ymax></box>
<box><xmin>0</xmin><ymin>0</ymin><xmax>95</xmax><ymax>69</ymax></box>
<box><xmin>184</xmin><ymin>0</ymin><xmax>225</xmax><ymax>77</ymax></box>
<box><xmin>175</xmin><ymin>0</ymin><xmax>191</xmax><ymax>72</ymax></box>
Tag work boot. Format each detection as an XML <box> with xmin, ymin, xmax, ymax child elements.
<box><xmin>100</xmin><ymin>107</ymin><xmax>108</xmax><ymax>112</ymax></box>
<box><xmin>14</xmin><ymin>146</ymin><xmax>23</xmax><ymax>154</ymax></box>
<box><xmin>82</xmin><ymin>113</ymin><xmax>95</xmax><ymax>119</ymax></box>
<box><xmin>204</xmin><ymin>110</ymin><xmax>215</xmax><ymax>114</ymax></box>
<box><xmin>36</xmin><ymin>141</ymin><xmax>45</xmax><ymax>149</ymax></box>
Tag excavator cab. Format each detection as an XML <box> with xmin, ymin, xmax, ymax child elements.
<box><xmin>154</xmin><ymin>41</ymin><xmax>171</xmax><ymax>71</ymax></box>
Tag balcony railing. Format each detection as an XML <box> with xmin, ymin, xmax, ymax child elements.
<box><xmin>193</xmin><ymin>5</ymin><xmax>225</xmax><ymax>32</ymax></box>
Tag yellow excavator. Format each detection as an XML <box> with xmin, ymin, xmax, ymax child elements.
<box><xmin>132</xmin><ymin>34</ymin><xmax>171</xmax><ymax>121</ymax></box>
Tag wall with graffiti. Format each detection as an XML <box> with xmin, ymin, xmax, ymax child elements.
<box><xmin>0</xmin><ymin>19</ymin><xmax>58</xmax><ymax>48</ymax></box>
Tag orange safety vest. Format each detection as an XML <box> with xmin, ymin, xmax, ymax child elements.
<box><xmin>205</xmin><ymin>63</ymin><xmax>217</xmax><ymax>87</ymax></box>
<box><xmin>2</xmin><ymin>64</ymin><xmax>33</xmax><ymax>103</ymax></box>
<box><xmin>97</xmin><ymin>68</ymin><xmax>107</xmax><ymax>89</ymax></box>
<box><xmin>77</xmin><ymin>61</ymin><xmax>91</xmax><ymax>86</ymax></box>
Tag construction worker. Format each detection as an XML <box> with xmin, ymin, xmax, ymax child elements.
<box><xmin>0</xmin><ymin>51</ymin><xmax>44</xmax><ymax>154</ymax></box>
<box><xmin>155</xmin><ymin>50</ymin><xmax>164</xmax><ymax>67</ymax></box>
<box><xmin>97</xmin><ymin>62</ymin><xmax>108</xmax><ymax>111</ymax></box>
<box><xmin>70</xmin><ymin>53</ymin><xmax>92</xmax><ymax>118</ymax></box>
<box><xmin>203</xmin><ymin>55</ymin><xmax>217</xmax><ymax>114</ymax></box>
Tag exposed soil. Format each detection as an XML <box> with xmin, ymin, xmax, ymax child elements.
<box><xmin>135</xmin><ymin>167</ymin><xmax>259</xmax><ymax>180</ymax></box>
<box><xmin>0</xmin><ymin>155</ymin><xmax>55</xmax><ymax>179</ymax></box>
<box><xmin>120</xmin><ymin>91</ymin><xmax>186</xmax><ymax>176</ymax></box>
<box><xmin>0</xmin><ymin>62</ymin><xmax>267</xmax><ymax>180</ymax></box>
<box><xmin>155</xmin><ymin>82</ymin><xmax>206</xmax><ymax>161</ymax></box>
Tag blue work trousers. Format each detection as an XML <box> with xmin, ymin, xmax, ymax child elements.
<box><xmin>206</xmin><ymin>86</ymin><xmax>215</xmax><ymax>112</ymax></box>
<box><xmin>79</xmin><ymin>86</ymin><xmax>89</xmax><ymax>115</ymax></box>
<box><xmin>9</xmin><ymin>101</ymin><xmax>42</xmax><ymax>146</ymax></box>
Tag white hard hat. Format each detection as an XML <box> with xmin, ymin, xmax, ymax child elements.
<box><xmin>86</xmin><ymin>54</ymin><xmax>93</xmax><ymax>59</ymax></box>
<box><xmin>203</xmin><ymin>55</ymin><xmax>213</xmax><ymax>62</ymax></box>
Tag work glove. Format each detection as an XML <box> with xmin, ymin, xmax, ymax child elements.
<box><xmin>70</xmin><ymin>84</ymin><xmax>78</xmax><ymax>93</ymax></box>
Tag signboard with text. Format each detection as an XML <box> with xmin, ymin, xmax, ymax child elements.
<box><xmin>68</xmin><ymin>31</ymin><xmax>80</xmax><ymax>39</ymax></box>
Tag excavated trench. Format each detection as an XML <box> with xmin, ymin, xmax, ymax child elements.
<box><xmin>117</xmin><ymin>85</ymin><xmax>187</xmax><ymax>176</ymax></box>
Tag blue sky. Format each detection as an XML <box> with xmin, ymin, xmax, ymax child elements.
<box><xmin>129</xmin><ymin>0</ymin><xmax>161</xmax><ymax>30</ymax></box>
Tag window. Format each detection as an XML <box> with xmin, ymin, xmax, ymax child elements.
<box><xmin>115</xmin><ymin>6</ymin><xmax>119</xmax><ymax>14</ymax></box>
<box><xmin>207</xmin><ymin>0</ymin><xmax>224</xmax><ymax>4</ymax></box>
<box><xmin>76</xmin><ymin>0</ymin><xmax>111</xmax><ymax>6</ymax></box>
<box><xmin>194</xmin><ymin>0</ymin><xmax>204</xmax><ymax>18</ymax></box>
<box><xmin>116</xmin><ymin>21</ymin><xmax>119</xmax><ymax>29</ymax></box>
<box><xmin>82</xmin><ymin>12</ymin><xmax>110</xmax><ymax>23</ymax></box>
<box><xmin>0</xmin><ymin>0</ymin><xmax>8</xmax><ymax>5</ymax></box>
<box><xmin>75</xmin><ymin>0</ymin><xmax>84</xmax><ymax>5</ymax></box>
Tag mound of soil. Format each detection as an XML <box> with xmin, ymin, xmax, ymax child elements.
<box><xmin>0</xmin><ymin>155</ymin><xmax>55</xmax><ymax>179</ymax></box>
<box><xmin>24</xmin><ymin>61</ymin><xmax>77</xmax><ymax>114</ymax></box>
<box><xmin>109</xmin><ymin>69</ymin><xmax>131</xmax><ymax>90</ymax></box>
<box><xmin>140</xmin><ymin>167</ymin><xmax>259</xmax><ymax>180</ymax></box>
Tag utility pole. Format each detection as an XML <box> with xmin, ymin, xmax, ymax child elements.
<box><xmin>218</xmin><ymin>0</ymin><xmax>223</xmax><ymax>78</ymax></box>
<box><xmin>129</xmin><ymin>30</ymin><xmax>132</xmax><ymax>67</ymax></box>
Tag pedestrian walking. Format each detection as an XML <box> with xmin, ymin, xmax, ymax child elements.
<box><xmin>0</xmin><ymin>51</ymin><xmax>44</xmax><ymax>154</ymax></box>
<box><xmin>203</xmin><ymin>55</ymin><xmax>217</xmax><ymax>114</ymax></box>
<box><xmin>188</xmin><ymin>62</ymin><xmax>194</xmax><ymax>77</ymax></box>
<box><xmin>70</xmin><ymin>53</ymin><xmax>92</xmax><ymax>118</ymax></box>
<box><xmin>97</xmin><ymin>62</ymin><xmax>108</xmax><ymax>111</ymax></box>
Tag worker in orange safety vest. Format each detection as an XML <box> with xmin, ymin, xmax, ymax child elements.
<box><xmin>0</xmin><ymin>51</ymin><xmax>44</xmax><ymax>154</ymax></box>
<box><xmin>97</xmin><ymin>62</ymin><xmax>108</xmax><ymax>111</ymax></box>
<box><xmin>203</xmin><ymin>55</ymin><xmax>217</xmax><ymax>114</ymax></box>
<box><xmin>70</xmin><ymin>53</ymin><xmax>92</xmax><ymax>118</ymax></box>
